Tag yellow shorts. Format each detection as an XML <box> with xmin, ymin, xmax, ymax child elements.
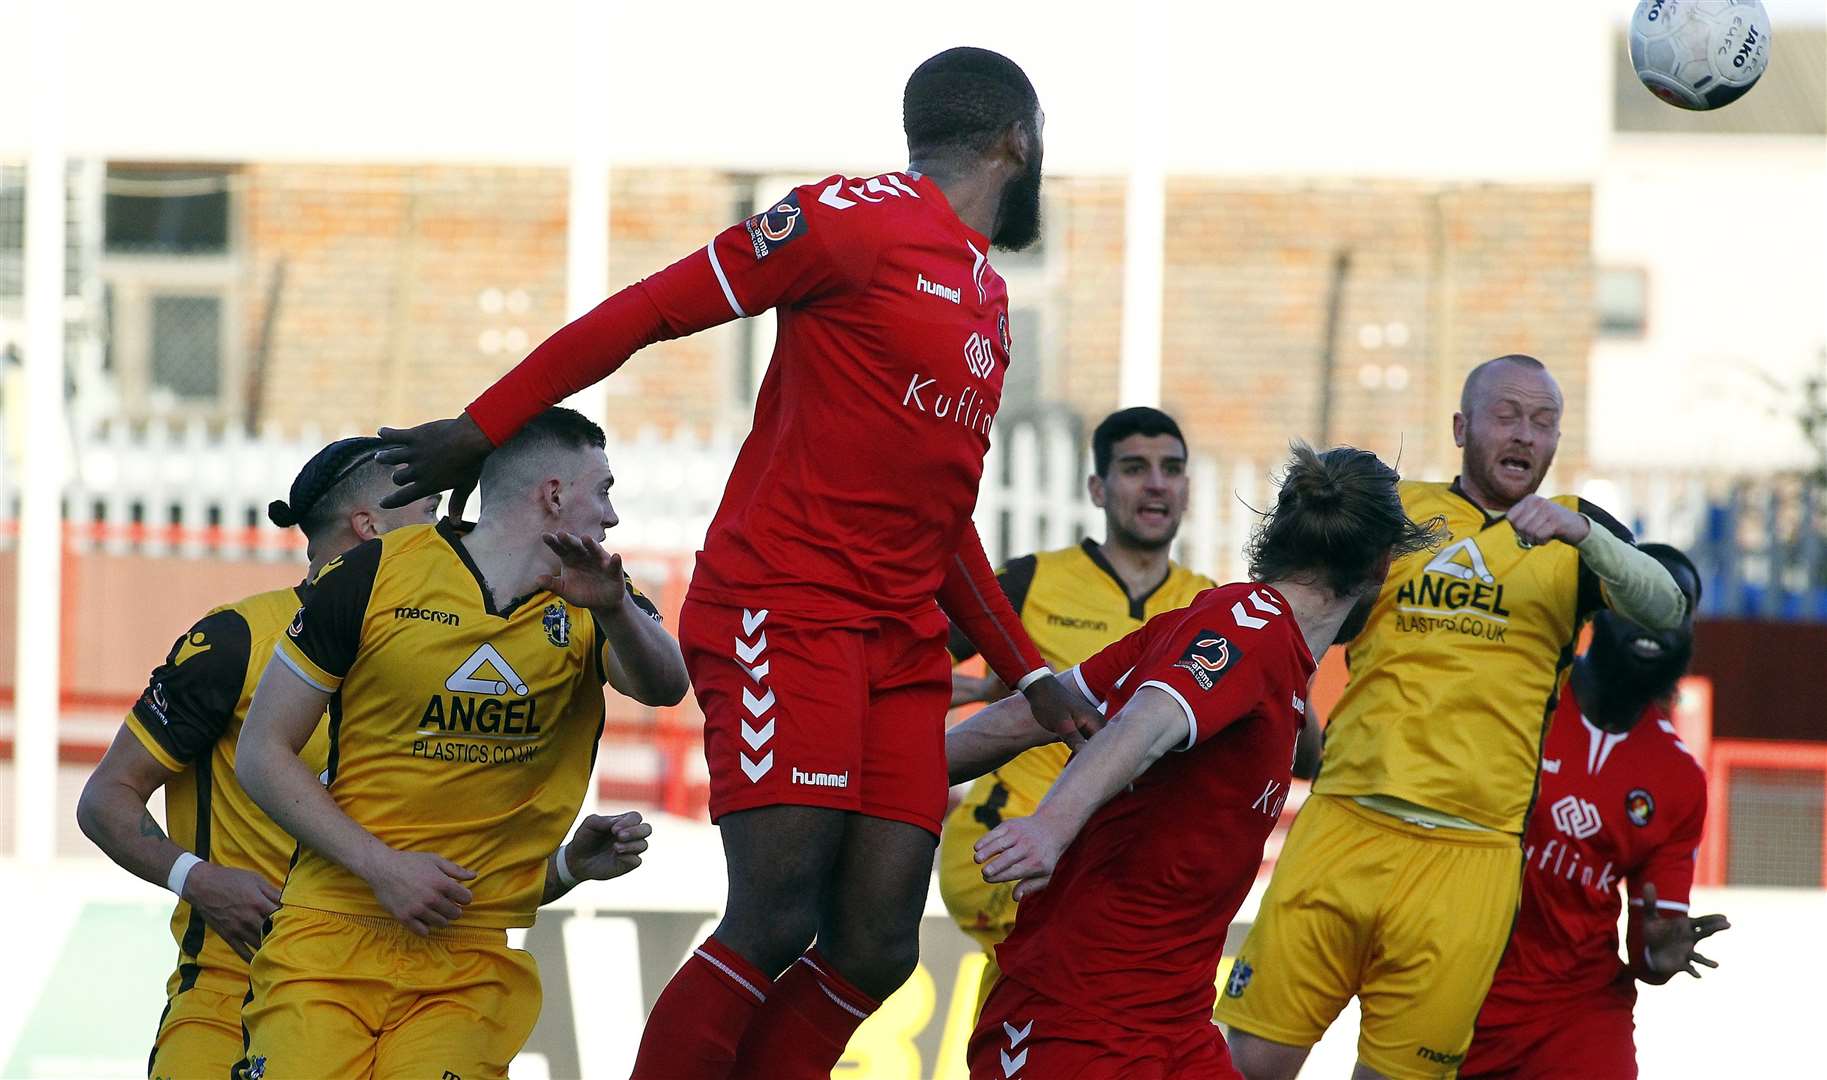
<box><xmin>938</xmin><ymin>775</ymin><xmax>1035</xmax><ymax>1014</ymax></box>
<box><xmin>236</xmin><ymin>906</ymin><xmax>541</xmax><ymax>1080</ymax></box>
<box><xmin>148</xmin><ymin>967</ymin><xmax>247</xmax><ymax>1080</ymax></box>
<box><xmin>1213</xmin><ymin>794</ymin><xmax>1522</xmax><ymax>1080</ymax></box>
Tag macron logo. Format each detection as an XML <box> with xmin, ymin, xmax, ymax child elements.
<box><xmin>791</xmin><ymin>767</ymin><xmax>850</xmax><ymax>789</ymax></box>
<box><xmin>917</xmin><ymin>273</ymin><xmax>961</xmax><ymax>304</ymax></box>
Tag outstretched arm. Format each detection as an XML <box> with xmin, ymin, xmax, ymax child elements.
<box><xmin>973</xmin><ymin>687</ymin><xmax>1187</xmax><ymax>899</ymax></box>
<box><xmin>939</xmin><ymin>526</ymin><xmax>1103</xmax><ymax>747</ymax></box>
<box><xmin>379</xmin><ymin>182</ymin><xmax>864</xmax><ymax>508</ymax></box>
<box><xmin>945</xmin><ymin>672</ymin><xmax>1097</xmax><ymax>785</ymax></box>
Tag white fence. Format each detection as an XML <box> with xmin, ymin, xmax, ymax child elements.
<box><xmin>0</xmin><ymin>417</ymin><xmax>1746</xmax><ymax>587</ymax></box>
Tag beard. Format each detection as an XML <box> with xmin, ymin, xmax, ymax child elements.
<box><xmin>1108</xmin><ymin>515</ymin><xmax>1176</xmax><ymax>554</ymax></box>
<box><xmin>1587</xmin><ymin>614</ymin><xmax>1694</xmax><ymax>703</ymax></box>
<box><xmin>992</xmin><ymin>152</ymin><xmax>1044</xmax><ymax>251</ymax></box>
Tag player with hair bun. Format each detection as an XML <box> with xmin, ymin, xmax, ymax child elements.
<box><xmin>946</xmin><ymin>444</ymin><xmax>1444</xmax><ymax>1079</ymax></box>
<box><xmin>74</xmin><ymin>437</ymin><xmax>438</xmax><ymax>1080</ymax></box>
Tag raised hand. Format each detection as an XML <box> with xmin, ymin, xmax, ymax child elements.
<box><xmin>975</xmin><ymin>815</ymin><xmax>1068</xmax><ymax>901</ymax></box>
<box><xmin>563</xmin><ymin>811</ymin><xmax>653</xmax><ymax>883</ymax></box>
<box><xmin>375</xmin><ymin>414</ymin><xmax>495</xmax><ymax>515</ymax></box>
<box><xmin>364</xmin><ymin>848</ymin><xmax>477</xmax><ymax>937</ymax></box>
<box><xmin>1022</xmin><ymin>673</ymin><xmax>1104</xmax><ymax>749</ymax></box>
<box><xmin>181</xmin><ymin>861</ymin><xmax>283</xmax><ymax>962</ymax></box>
<box><xmin>536</xmin><ymin>533</ymin><xmax>629</xmax><ymax>612</ymax></box>
<box><xmin>1639</xmin><ymin>882</ymin><xmax>1731</xmax><ymax>978</ymax></box>
<box><xmin>1508</xmin><ymin>494</ymin><xmax>1591</xmax><ymax>548</ymax></box>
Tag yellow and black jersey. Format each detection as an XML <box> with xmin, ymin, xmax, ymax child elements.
<box><xmin>273</xmin><ymin>519</ymin><xmax>661</xmax><ymax>929</ymax></box>
<box><xmin>126</xmin><ymin>584</ymin><xmax>332</xmax><ymax>987</ymax></box>
<box><xmin>1314</xmin><ymin>479</ymin><xmax>1632</xmax><ymax>833</ymax></box>
<box><xmin>951</xmin><ymin>539</ymin><xmax>1216</xmax><ymax>806</ymax></box>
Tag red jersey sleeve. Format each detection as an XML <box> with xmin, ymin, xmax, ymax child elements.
<box><xmin>1071</xmin><ymin>621</ymin><xmax>1158</xmax><ymax>711</ymax></box>
<box><xmin>1625</xmin><ymin>777</ymin><xmax>1708</xmax><ymax>983</ymax></box>
<box><xmin>936</xmin><ymin>525</ymin><xmax>1047</xmax><ymax>690</ymax></box>
<box><xmin>1132</xmin><ymin>617</ymin><xmax>1269</xmax><ymax>752</ymax></box>
<box><xmin>467</xmin><ymin>177</ymin><xmax>874</xmax><ymax>444</ymax></box>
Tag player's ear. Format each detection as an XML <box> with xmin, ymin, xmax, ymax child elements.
<box><xmin>1452</xmin><ymin>411</ymin><xmax>1468</xmax><ymax>448</ymax></box>
<box><xmin>349</xmin><ymin>508</ymin><xmax>379</xmax><ymax>542</ymax></box>
<box><xmin>1002</xmin><ymin>118</ymin><xmax>1034</xmax><ymax>170</ymax></box>
<box><xmin>1087</xmin><ymin>472</ymin><xmax>1107</xmax><ymax>509</ymax></box>
<box><xmin>540</xmin><ymin>476</ymin><xmax>564</xmax><ymax>516</ymax></box>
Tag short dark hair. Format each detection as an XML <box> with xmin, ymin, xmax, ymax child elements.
<box><xmin>478</xmin><ymin>407</ymin><xmax>608</xmax><ymax>502</ymax></box>
<box><xmin>1092</xmin><ymin>407</ymin><xmax>1186</xmax><ymax>477</ymax></box>
<box><xmin>1460</xmin><ymin>354</ymin><xmax>1549</xmax><ymax>413</ymax></box>
<box><xmin>267</xmin><ymin>436</ymin><xmax>387</xmax><ymax>538</ymax></box>
<box><xmin>903</xmin><ymin>47</ymin><xmax>1039</xmax><ymax>158</ymax></box>
<box><xmin>1247</xmin><ymin>443</ymin><xmax>1446</xmax><ymax>596</ymax></box>
<box><xmin>1638</xmin><ymin>542</ymin><xmax>1703</xmax><ymax>609</ymax></box>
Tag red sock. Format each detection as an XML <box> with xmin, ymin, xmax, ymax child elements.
<box><xmin>631</xmin><ymin>937</ymin><xmax>773</xmax><ymax>1080</ymax></box>
<box><xmin>728</xmin><ymin>948</ymin><xmax>881</xmax><ymax>1079</ymax></box>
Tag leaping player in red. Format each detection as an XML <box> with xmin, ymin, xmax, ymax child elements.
<box><xmin>374</xmin><ymin>48</ymin><xmax>1101</xmax><ymax>1079</ymax></box>
<box><xmin>946</xmin><ymin>445</ymin><xmax>1445</xmax><ymax>1080</ymax></box>
<box><xmin>1462</xmin><ymin>543</ymin><xmax>1731</xmax><ymax>1080</ymax></box>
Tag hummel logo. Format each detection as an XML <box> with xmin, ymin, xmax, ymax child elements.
<box><xmin>1543</xmin><ymin>758</ymin><xmax>1561</xmax><ymax>774</ymax></box>
<box><xmin>917</xmin><ymin>273</ymin><xmax>961</xmax><ymax>304</ymax></box>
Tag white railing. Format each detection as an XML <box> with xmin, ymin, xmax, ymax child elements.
<box><xmin>0</xmin><ymin>416</ymin><xmax>1775</xmax><ymax>590</ymax></box>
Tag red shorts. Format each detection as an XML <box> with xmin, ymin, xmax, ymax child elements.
<box><xmin>683</xmin><ymin>596</ymin><xmax>953</xmax><ymax>836</ymax></box>
<box><xmin>1462</xmin><ymin>993</ymin><xmax>1636</xmax><ymax>1079</ymax></box>
<box><xmin>968</xmin><ymin>976</ymin><xmax>1241</xmax><ymax>1080</ymax></box>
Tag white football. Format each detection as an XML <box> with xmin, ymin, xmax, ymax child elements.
<box><xmin>1629</xmin><ymin>0</ymin><xmax>1771</xmax><ymax>111</ymax></box>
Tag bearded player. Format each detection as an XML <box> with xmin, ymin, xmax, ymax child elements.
<box><xmin>74</xmin><ymin>438</ymin><xmax>437</xmax><ymax>1079</ymax></box>
<box><xmin>939</xmin><ymin>406</ymin><xmax>1216</xmax><ymax>1016</ymax></box>
<box><xmin>1218</xmin><ymin>355</ymin><xmax>1689</xmax><ymax>1080</ymax></box>
<box><xmin>1462</xmin><ymin>543</ymin><xmax>1730</xmax><ymax>1080</ymax></box>
<box><xmin>945</xmin><ymin>445</ymin><xmax>1443</xmax><ymax>1078</ymax></box>
<box><xmin>372</xmin><ymin>48</ymin><xmax>1100</xmax><ymax>1078</ymax></box>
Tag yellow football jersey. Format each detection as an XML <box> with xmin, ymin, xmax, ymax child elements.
<box><xmin>1313</xmin><ymin>479</ymin><xmax>1629</xmax><ymax>833</ymax></box>
<box><xmin>127</xmin><ymin>584</ymin><xmax>332</xmax><ymax>989</ymax></box>
<box><xmin>953</xmin><ymin>539</ymin><xmax>1216</xmax><ymax>806</ymax></box>
<box><xmin>273</xmin><ymin>520</ymin><xmax>661</xmax><ymax>929</ymax></box>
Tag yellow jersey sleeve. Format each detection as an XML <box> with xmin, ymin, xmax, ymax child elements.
<box><xmin>126</xmin><ymin>606</ymin><xmax>253</xmax><ymax>771</ymax></box>
<box><xmin>273</xmin><ymin>541</ymin><xmax>382</xmax><ymax>693</ymax></box>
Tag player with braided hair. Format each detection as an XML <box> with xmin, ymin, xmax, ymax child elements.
<box><xmin>75</xmin><ymin>438</ymin><xmax>437</xmax><ymax>1080</ymax></box>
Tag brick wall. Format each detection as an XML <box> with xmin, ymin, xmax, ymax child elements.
<box><xmin>235</xmin><ymin>165</ymin><xmax>1591</xmax><ymax>478</ymax></box>
<box><xmin>242</xmin><ymin>164</ymin><xmax>741</xmax><ymax>435</ymax></box>
<box><xmin>1050</xmin><ymin>179</ymin><xmax>1593</xmax><ymax>480</ymax></box>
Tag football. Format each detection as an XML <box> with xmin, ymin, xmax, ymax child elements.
<box><xmin>1629</xmin><ymin>0</ymin><xmax>1772</xmax><ymax>110</ymax></box>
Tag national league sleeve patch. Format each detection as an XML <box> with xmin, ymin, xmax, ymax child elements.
<box><xmin>1172</xmin><ymin>630</ymin><xmax>1239</xmax><ymax>691</ymax></box>
<box><xmin>743</xmin><ymin>189</ymin><xmax>808</xmax><ymax>261</ymax></box>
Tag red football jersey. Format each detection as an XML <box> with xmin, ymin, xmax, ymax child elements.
<box><xmin>467</xmin><ymin>170</ymin><xmax>1044</xmax><ymax>681</ymax></box>
<box><xmin>1478</xmin><ymin>682</ymin><xmax>1708</xmax><ymax>1022</ymax></box>
<box><xmin>996</xmin><ymin>582</ymin><xmax>1316</xmax><ymax>1033</ymax></box>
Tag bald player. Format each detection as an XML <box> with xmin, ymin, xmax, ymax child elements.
<box><xmin>1216</xmin><ymin>355</ymin><xmax>1686</xmax><ymax>1080</ymax></box>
